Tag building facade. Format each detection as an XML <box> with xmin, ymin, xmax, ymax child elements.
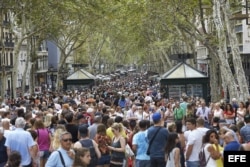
<box><xmin>0</xmin><ymin>11</ymin><xmax>14</xmax><ymax>98</ymax></box>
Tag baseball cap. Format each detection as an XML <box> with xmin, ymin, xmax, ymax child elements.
<box><xmin>152</xmin><ymin>112</ymin><xmax>161</xmax><ymax>122</ymax></box>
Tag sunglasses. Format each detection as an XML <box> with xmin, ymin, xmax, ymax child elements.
<box><xmin>62</xmin><ymin>138</ymin><xmax>72</xmax><ymax>142</ymax></box>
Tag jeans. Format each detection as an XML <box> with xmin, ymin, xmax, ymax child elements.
<box><xmin>150</xmin><ymin>157</ymin><xmax>166</xmax><ymax>167</ymax></box>
<box><xmin>98</xmin><ymin>154</ymin><xmax>111</xmax><ymax>165</ymax></box>
<box><xmin>135</xmin><ymin>159</ymin><xmax>150</xmax><ymax>167</ymax></box>
<box><xmin>204</xmin><ymin>122</ymin><xmax>210</xmax><ymax>129</ymax></box>
<box><xmin>186</xmin><ymin>161</ymin><xmax>200</xmax><ymax>167</ymax></box>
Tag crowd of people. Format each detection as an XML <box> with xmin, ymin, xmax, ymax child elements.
<box><xmin>0</xmin><ymin>74</ymin><xmax>250</xmax><ymax>167</ymax></box>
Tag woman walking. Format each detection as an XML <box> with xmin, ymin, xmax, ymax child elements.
<box><xmin>107</xmin><ymin>123</ymin><xmax>126</xmax><ymax>167</ymax></box>
<box><xmin>165</xmin><ymin>132</ymin><xmax>180</xmax><ymax>167</ymax></box>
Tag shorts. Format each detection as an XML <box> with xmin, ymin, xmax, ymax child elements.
<box><xmin>98</xmin><ymin>154</ymin><xmax>111</xmax><ymax>165</ymax></box>
<box><xmin>39</xmin><ymin>150</ymin><xmax>51</xmax><ymax>159</ymax></box>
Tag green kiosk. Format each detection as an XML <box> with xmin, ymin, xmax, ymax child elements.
<box><xmin>63</xmin><ymin>69</ymin><xmax>96</xmax><ymax>90</ymax></box>
<box><xmin>160</xmin><ymin>62</ymin><xmax>209</xmax><ymax>102</ymax></box>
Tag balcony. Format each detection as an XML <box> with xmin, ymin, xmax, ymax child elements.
<box><xmin>0</xmin><ymin>41</ymin><xmax>14</xmax><ymax>48</ymax></box>
<box><xmin>36</xmin><ymin>67</ymin><xmax>48</xmax><ymax>73</ymax></box>
<box><xmin>235</xmin><ymin>25</ymin><xmax>243</xmax><ymax>33</ymax></box>
<box><xmin>0</xmin><ymin>65</ymin><xmax>13</xmax><ymax>72</ymax></box>
<box><xmin>2</xmin><ymin>20</ymin><xmax>10</xmax><ymax>27</ymax></box>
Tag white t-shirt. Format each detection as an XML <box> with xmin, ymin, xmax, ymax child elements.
<box><xmin>213</xmin><ymin>109</ymin><xmax>224</xmax><ymax>120</ymax></box>
<box><xmin>204</xmin><ymin>143</ymin><xmax>217</xmax><ymax>167</ymax></box>
<box><xmin>135</xmin><ymin>112</ymin><xmax>143</xmax><ymax>121</ymax></box>
<box><xmin>142</xmin><ymin>111</ymin><xmax>150</xmax><ymax>120</ymax></box>
<box><xmin>186</xmin><ymin>128</ymin><xmax>207</xmax><ymax>161</ymax></box>
<box><xmin>184</xmin><ymin>130</ymin><xmax>191</xmax><ymax>142</ymax></box>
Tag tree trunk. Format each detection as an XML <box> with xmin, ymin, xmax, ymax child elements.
<box><xmin>207</xmin><ymin>50</ymin><xmax>221</xmax><ymax>102</ymax></box>
<box><xmin>212</xmin><ymin>0</ymin><xmax>239</xmax><ymax>102</ymax></box>
<box><xmin>222</xmin><ymin>1</ymin><xmax>249</xmax><ymax>101</ymax></box>
<box><xmin>12</xmin><ymin>38</ymin><xmax>24</xmax><ymax>99</ymax></box>
<box><xmin>29</xmin><ymin>62</ymin><xmax>35</xmax><ymax>95</ymax></box>
<box><xmin>56</xmin><ymin>52</ymin><xmax>68</xmax><ymax>91</ymax></box>
<box><xmin>22</xmin><ymin>40</ymin><xmax>30</xmax><ymax>94</ymax></box>
<box><xmin>161</xmin><ymin>48</ymin><xmax>173</xmax><ymax>70</ymax></box>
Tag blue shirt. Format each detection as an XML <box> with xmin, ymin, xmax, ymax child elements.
<box><xmin>147</xmin><ymin>126</ymin><xmax>168</xmax><ymax>158</ymax></box>
<box><xmin>240</xmin><ymin>124</ymin><xmax>250</xmax><ymax>143</ymax></box>
<box><xmin>45</xmin><ymin>147</ymin><xmax>73</xmax><ymax>167</ymax></box>
<box><xmin>5</xmin><ymin>128</ymin><xmax>35</xmax><ymax>166</ymax></box>
<box><xmin>132</xmin><ymin>130</ymin><xmax>150</xmax><ymax>160</ymax></box>
<box><xmin>224</xmin><ymin>141</ymin><xmax>240</xmax><ymax>151</ymax></box>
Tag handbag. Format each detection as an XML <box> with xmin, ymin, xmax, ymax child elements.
<box><xmin>146</xmin><ymin>127</ymin><xmax>161</xmax><ymax>155</ymax></box>
<box><xmin>125</xmin><ymin>144</ymin><xmax>134</xmax><ymax>158</ymax></box>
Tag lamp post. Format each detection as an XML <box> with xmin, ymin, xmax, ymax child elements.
<box><xmin>48</xmin><ymin>66</ymin><xmax>57</xmax><ymax>91</ymax></box>
<box><xmin>60</xmin><ymin>67</ymin><xmax>69</xmax><ymax>90</ymax></box>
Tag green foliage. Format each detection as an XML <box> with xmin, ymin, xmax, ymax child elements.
<box><xmin>4</xmin><ymin>0</ymin><xmax>237</xmax><ymax>73</ymax></box>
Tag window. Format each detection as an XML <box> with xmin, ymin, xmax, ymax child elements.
<box><xmin>187</xmin><ymin>84</ymin><xmax>203</xmax><ymax>98</ymax></box>
<box><xmin>10</xmin><ymin>53</ymin><xmax>13</xmax><ymax>66</ymax></box>
<box><xmin>168</xmin><ymin>85</ymin><xmax>186</xmax><ymax>99</ymax></box>
<box><xmin>6</xmin><ymin>52</ymin><xmax>9</xmax><ymax>65</ymax></box>
<box><xmin>235</xmin><ymin>25</ymin><xmax>243</xmax><ymax>33</ymax></box>
<box><xmin>236</xmin><ymin>33</ymin><xmax>243</xmax><ymax>44</ymax></box>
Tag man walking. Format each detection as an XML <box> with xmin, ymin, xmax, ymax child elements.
<box><xmin>132</xmin><ymin>120</ymin><xmax>150</xmax><ymax>167</ymax></box>
<box><xmin>46</xmin><ymin>131</ymin><xmax>75</xmax><ymax>167</ymax></box>
<box><xmin>5</xmin><ymin>117</ymin><xmax>35</xmax><ymax>167</ymax></box>
<box><xmin>147</xmin><ymin>112</ymin><xmax>168</xmax><ymax>167</ymax></box>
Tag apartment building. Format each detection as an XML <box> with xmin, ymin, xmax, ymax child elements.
<box><xmin>0</xmin><ymin>11</ymin><xmax>14</xmax><ymax>98</ymax></box>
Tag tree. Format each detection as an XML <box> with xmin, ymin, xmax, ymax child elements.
<box><xmin>9</xmin><ymin>0</ymin><xmax>62</xmax><ymax>97</ymax></box>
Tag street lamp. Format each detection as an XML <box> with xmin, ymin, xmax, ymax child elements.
<box><xmin>59</xmin><ymin>67</ymin><xmax>69</xmax><ymax>90</ymax></box>
<box><xmin>48</xmin><ymin>66</ymin><xmax>57</xmax><ymax>91</ymax></box>
<box><xmin>60</xmin><ymin>67</ymin><xmax>68</xmax><ymax>80</ymax></box>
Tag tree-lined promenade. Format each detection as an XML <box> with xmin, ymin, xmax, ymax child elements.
<box><xmin>0</xmin><ymin>0</ymin><xmax>249</xmax><ymax>102</ymax></box>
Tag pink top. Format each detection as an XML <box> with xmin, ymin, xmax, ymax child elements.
<box><xmin>37</xmin><ymin>128</ymin><xmax>50</xmax><ymax>151</ymax></box>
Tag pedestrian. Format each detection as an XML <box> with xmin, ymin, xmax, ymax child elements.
<box><xmin>5</xmin><ymin>117</ymin><xmax>36</xmax><ymax>167</ymax></box>
<box><xmin>185</xmin><ymin>118</ymin><xmax>205</xmax><ymax>167</ymax></box>
<box><xmin>74</xmin><ymin>125</ymin><xmax>101</xmax><ymax>167</ymax></box>
<box><xmin>147</xmin><ymin>112</ymin><xmax>168</xmax><ymax>167</ymax></box>
<box><xmin>223</xmin><ymin>131</ymin><xmax>240</xmax><ymax>151</ymax></box>
<box><xmin>27</xmin><ymin>129</ymin><xmax>40</xmax><ymax>167</ymax></box>
<box><xmin>34</xmin><ymin>119</ymin><xmax>52</xmax><ymax>167</ymax></box>
<box><xmin>0</xmin><ymin>127</ymin><xmax>8</xmax><ymax>167</ymax></box>
<box><xmin>132</xmin><ymin>120</ymin><xmax>150</xmax><ymax>167</ymax></box>
<box><xmin>4</xmin><ymin>151</ymin><xmax>22</xmax><ymax>167</ymax></box>
<box><xmin>107</xmin><ymin>123</ymin><xmax>126</xmax><ymax>167</ymax></box>
<box><xmin>240</xmin><ymin>114</ymin><xmax>250</xmax><ymax>143</ymax></box>
<box><xmin>94</xmin><ymin>124</ymin><xmax>112</xmax><ymax>167</ymax></box>
<box><xmin>72</xmin><ymin>147</ymin><xmax>91</xmax><ymax>167</ymax></box>
<box><xmin>165</xmin><ymin>132</ymin><xmax>180</xmax><ymax>167</ymax></box>
<box><xmin>201</xmin><ymin>129</ymin><xmax>223</xmax><ymax>167</ymax></box>
<box><xmin>45</xmin><ymin>131</ymin><xmax>75</xmax><ymax>167</ymax></box>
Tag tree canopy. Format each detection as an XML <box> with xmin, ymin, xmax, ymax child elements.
<box><xmin>2</xmin><ymin>0</ymin><xmax>249</xmax><ymax>101</ymax></box>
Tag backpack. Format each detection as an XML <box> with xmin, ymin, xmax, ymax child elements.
<box><xmin>80</xmin><ymin>139</ymin><xmax>97</xmax><ymax>167</ymax></box>
<box><xmin>199</xmin><ymin>144</ymin><xmax>210</xmax><ymax>167</ymax></box>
